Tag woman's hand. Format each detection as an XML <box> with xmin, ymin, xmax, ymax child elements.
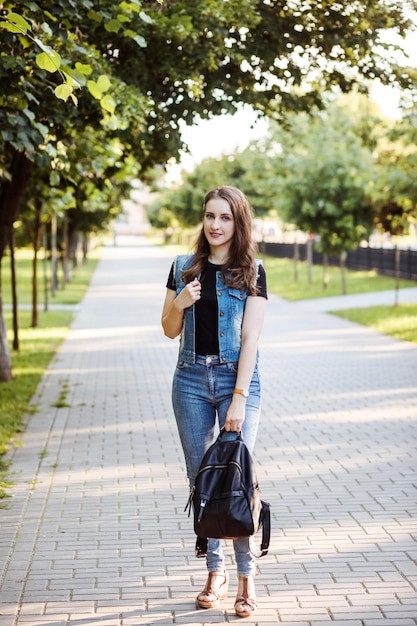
<box><xmin>224</xmin><ymin>395</ymin><xmax>246</xmax><ymax>432</ymax></box>
<box><xmin>177</xmin><ymin>277</ymin><xmax>201</xmax><ymax>309</ymax></box>
<box><xmin>161</xmin><ymin>278</ymin><xmax>201</xmax><ymax>339</ymax></box>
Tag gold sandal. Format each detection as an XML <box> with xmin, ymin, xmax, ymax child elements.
<box><xmin>234</xmin><ymin>575</ymin><xmax>257</xmax><ymax>618</ymax></box>
<box><xmin>196</xmin><ymin>570</ymin><xmax>229</xmax><ymax>609</ymax></box>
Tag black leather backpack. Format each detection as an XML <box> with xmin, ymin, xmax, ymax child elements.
<box><xmin>185</xmin><ymin>429</ymin><xmax>271</xmax><ymax>558</ymax></box>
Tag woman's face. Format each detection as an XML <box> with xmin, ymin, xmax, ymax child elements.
<box><xmin>203</xmin><ymin>197</ymin><xmax>235</xmax><ymax>253</ymax></box>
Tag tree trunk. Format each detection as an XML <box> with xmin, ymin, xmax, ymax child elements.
<box><xmin>62</xmin><ymin>212</ymin><xmax>72</xmax><ymax>284</ymax></box>
<box><xmin>31</xmin><ymin>200</ymin><xmax>43</xmax><ymax>328</ymax></box>
<box><xmin>51</xmin><ymin>212</ymin><xmax>58</xmax><ymax>295</ymax></box>
<box><xmin>9</xmin><ymin>230</ymin><xmax>19</xmax><ymax>351</ymax></box>
<box><xmin>82</xmin><ymin>233</ymin><xmax>88</xmax><ymax>262</ymax></box>
<box><xmin>0</xmin><ymin>150</ymin><xmax>33</xmax><ymax>382</ymax></box>
<box><xmin>322</xmin><ymin>253</ymin><xmax>329</xmax><ymax>290</ymax></box>
<box><xmin>43</xmin><ymin>224</ymin><xmax>49</xmax><ymax>312</ymax></box>
<box><xmin>68</xmin><ymin>221</ymin><xmax>78</xmax><ymax>269</ymax></box>
<box><xmin>306</xmin><ymin>236</ymin><xmax>313</xmax><ymax>285</ymax></box>
<box><xmin>0</xmin><ymin>292</ymin><xmax>13</xmax><ymax>382</ymax></box>
<box><xmin>0</xmin><ymin>151</ymin><xmax>33</xmax><ymax>259</ymax></box>
<box><xmin>340</xmin><ymin>251</ymin><xmax>347</xmax><ymax>295</ymax></box>
<box><xmin>394</xmin><ymin>244</ymin><xmax>400</xmax><ymax>307</ymax></box>
<box><xmin>293</xmin><ymin>241</ymin><xmax>299</xmax><ymax>282</ymax></box>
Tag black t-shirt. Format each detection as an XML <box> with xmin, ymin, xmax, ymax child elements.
<box><xmin>166</xmin><ymin>261</ymin><xmax>267</xmax><ymax>356</ymax></box>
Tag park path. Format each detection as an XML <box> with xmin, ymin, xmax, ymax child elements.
<box><xmin>1</xmin><ymin>237</ymin><xmax>416</xmax><ymax>626</ymax></box>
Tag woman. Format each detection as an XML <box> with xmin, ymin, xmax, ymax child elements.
<box><xmin>161</xmin><ymin>186</ymin><xmax>267</xmax><ymax>617</ymax></box>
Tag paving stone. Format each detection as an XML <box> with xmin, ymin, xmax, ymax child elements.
<box><xmin>1</xmin><ymin>237</ymin><xmax>417</xmax><ymax>626</ymax></box>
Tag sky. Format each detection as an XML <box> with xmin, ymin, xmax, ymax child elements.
<box><xmin>166</xmin><ymin>83</ymin><xmax>401</xmax><ymax>181</ymax></box>
<box><xmin>178</xmin><ymin>106</ymin><xmax>269</xmax><ymax>170</ymax></box>
<box><xmin>179</xmin><ymin>85</ymin><xmax>400</xmax><ymax>164</ymax></box>
<box><xmin>172</xmin><ymin>22</ymin><xmax>416</xmax><ymax>175</ymax></box>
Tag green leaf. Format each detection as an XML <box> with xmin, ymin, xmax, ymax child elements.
<box><xmin>1</xmin><ymin>21</ymin><xmax>22</xmax><ymax>34</ymax></box>
<box><xmin>87</xmin><ymin>80</ymin><xmax>102</xmax><ymax>99</ymax></box>
<box><xmin>117</xmin><ymin>14</ymin><xmax>131</xmax><ymax>23</ymax></box>
<box><xmin>3</xmin><ymin>12</ymin><xmax>30</xmax><ymax>35</ymax></box>
<box><xmin>23</xmin><ymin>108</ymin><xmax>35</xmax><ymax>122</ymax></box>
<box><xmin>87</xmin><ymin>10</ymin><xmax>103</xmax><ymax>23</ymax></box>
<box><xmin>65</xmin><ymin>74</ymin><xmax>81</xmax><ymax>91</ymax></box>
<box><xmin>40</xmin><ymin>22</ymin><xmax>53</xmax><ymax>36</ymax></box>
<box><xmin>33</xmin><ymin>37</ymin><xmax>50</xmax><ymax>53</ymax></box>
<box><xmin>36</xmin><ymin>50</ymin><xmax>61</xmax><ymax>73</ymax></box>
<box><xmin>105</xmin><ymin>19</ymin><xmax>122</xmax><ymax>33</ymax></box>
<box><xmin>100</xmin><ymin>94</ymin><xmax>116</xmax><ymax>114</ymax></box>
<box><xmin>33</xmin><ymin>122</ymin><xmax>49</xmax><ymax>141</ymax></box>
<box><xmin>88</xmin><ymin>75</ymin><xmax>111</xmax><ymax>98</ymax></box>
<box><xmin>139</xmin><ymin>11</ymin><xmax>153</xmax><ymax>25</ymax></box>
<box><xmin>120</xmin><ymin>0</ymin><xmax>142</xmax><ymax>7</ymax></box>
<box><xmin>96</xmin><ymin>75</ymin><xmax>111</xmax><ymax>93</ymax></box>
<box><xmin>75</xmin><ymin>62</ymin><xmax>93</xmax><ymax>76</ymax></box>
<box><xmin>1</xmin><ymin>130</ymin><xmax>14</xmax><ymax>142</ymax></box>
<box><xmin>19</xmin><ymin>35</ymin><xmax>31</xmax><ymax>49</ymax></box>
<box><xmin>119</xmin><ymin>0</ymin><xmax>140</xmax><ymax>11</ymax></box>
<box><xmin>124</xmin><ymin>29</ymin><xmax>147</xmax><ymax>47</ymax></box>
<box><xmin>55</xmin><ymin>84</ymin><xmax>73</xmax><ymax>102</ymax></box>
<box><xmin>133</xmin><ymin>34</ymin><xmax>147</xmax><ymax>47</ymax></box>
<box><xmin>50</xmin><ymin>171</ymin><xmax>60</xmax><ymax>187</ymax></box>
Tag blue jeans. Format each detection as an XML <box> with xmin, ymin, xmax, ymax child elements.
<box><xmin>172</xmin><ymin>354</ymin><xmax>261</xmax><ymax>576</ymax></box>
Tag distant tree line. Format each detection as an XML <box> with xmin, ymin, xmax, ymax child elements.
<box><xmin>147</xmin><ymin>94</ymin><xmax>417</xmax><ymax>292</ymax></box>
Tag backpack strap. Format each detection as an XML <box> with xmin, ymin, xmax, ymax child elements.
<box><xmin>195</xmin><ymin>536</ymin><xmax>208</xmax><ymax>558</ymax></box>
<box><xmin>248</xmin><ymin>500</ymin><xmax>271</xmax><ymax>558</ymax></box>
<box><xmin>258</xmin><ymin>500</ymin><xmax>271</xmax><ymax>557</ymax></box>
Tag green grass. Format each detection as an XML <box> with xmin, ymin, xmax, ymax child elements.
<box><xmin>0</xmin><ymin>248</ymin><xmax>100</xmax><ymax>499</ymax></box>
<box><xmin>2</xmin><ymin>248</ymin><xmax>100</xmax><ymax>305</ymax></box>
<box><xmin>0</xmin><ymin>310</ymin><xmax>73</xmax><ymax>498</ymax></box>
<box><xmin>333</xmin><ymin>304</ymin><xmax>417</xmax><ymax>345</ymax></box>
<box><xmin>260</xmin><ymin>256</ymin><xmax>417</xmax><ymax>345</ymax></box>
<box><xmin>156</xmin><ymin>247</ymin><xmax>417</xmax><ymax>344</ymax></box>
<box><xmin>260</xmin><ymin>255</ymin><xmax>417</xmax><ymax>300</ymax></box>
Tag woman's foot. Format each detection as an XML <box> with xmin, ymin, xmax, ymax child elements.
<box><xmin>196</xmin><ymin>570</ymin><xmax>229</xmax><ymax>609</ymax></box>
<box><xmin>234</xmin><ymin>575</ymin><xmax>257</xmax><ymax>618</ymax></box>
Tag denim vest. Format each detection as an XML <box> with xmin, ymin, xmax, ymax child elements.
<box><xmin>174</xmin><ymin>254</ymin><xmax>260</xmax><ymax>364</ymax></box>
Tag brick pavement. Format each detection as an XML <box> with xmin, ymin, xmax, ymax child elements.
<box><xmin>1</xmin><ymin>238</ymin><xmax>416</xmax><ymax>626</ymax></box>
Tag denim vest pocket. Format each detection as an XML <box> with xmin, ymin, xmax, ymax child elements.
<box><xmin>228</xmin><ymin>287</ymin><xmax>248</xmax><ymax>320</ymax></box>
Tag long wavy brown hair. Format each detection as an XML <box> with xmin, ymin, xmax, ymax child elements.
<box><xmin>182</xmin><ymin>186</ymin><xmax>258</xmax><ymax>295</ymax></box>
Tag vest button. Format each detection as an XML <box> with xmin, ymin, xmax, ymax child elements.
<box><xmin>220</xmin><ymin>311</ymin><xmax>224</xmax><ymax>316</ymax></box>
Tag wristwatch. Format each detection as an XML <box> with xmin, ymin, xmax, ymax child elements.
<box><xmin>233</xmin><ymin>388</ymin><xmax>249</xmax><ymax>398</ymax></box>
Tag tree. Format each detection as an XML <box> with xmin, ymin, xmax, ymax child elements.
<box><xmin>371</xmin><ymin>91</ymin><xmax>417</xmax><ymax>301</ymax></box>
<box><xmin>1</xmin><ymin>0</ymin><xmax>417</xmax><ymax>380</ymax></box>
<box><xmin>0</xmin><ymin>1</ymin><xmax>153</xmax><ymax>380</ymax></box>
<box><xmin>271</xmin><ymin>105</ymin><xmax>375</xmax><ymax>292</ymax></box>
<box><xmin>148</xmin><ymin>140</ymin><xmax>278</xmax><ymax>231</ymax></box>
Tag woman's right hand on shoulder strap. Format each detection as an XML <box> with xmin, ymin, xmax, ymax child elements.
<box><xmin>161</xmin><ymin>278</ymin><xmax>201</xmax><ymax>339</ymax></box>
<box><xmin>179</xmin><ymin>277</ymin><xmax>201</xmax><ymax>308</ymax></box>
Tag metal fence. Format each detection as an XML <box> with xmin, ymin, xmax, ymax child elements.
<box><xmin>258</xmin><ymin>242</ymin><xmax>417</xmax><ymax>281</ymax></box>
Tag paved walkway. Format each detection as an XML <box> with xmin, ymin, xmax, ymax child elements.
<box><xmin>1</xmin><ymin>238</ymin><xmax>417</xmax><ymax>626</ymax></box>
<box><xmin>298</xmin><ymin>288</ymin><xmax>417</xmax><ymax>312</ymax></box>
